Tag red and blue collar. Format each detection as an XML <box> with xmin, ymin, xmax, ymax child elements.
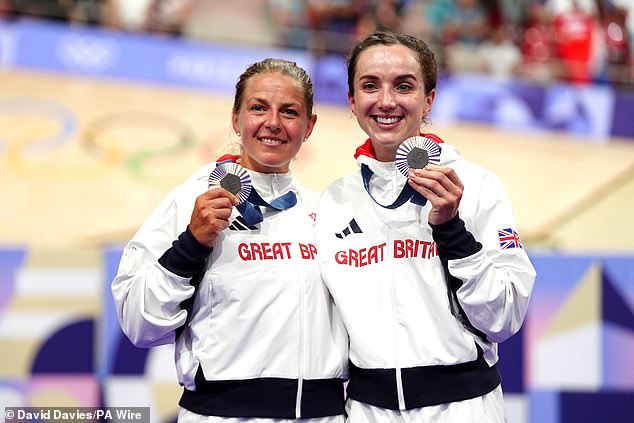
<box><xmin>216</xmin><ymin>154</ymin><xmax>240</xmax><ymax>164</ymax></box>
<box><xmin>354</xmin><ymin>133</ymin><xmax>444</xmax><ymax>160</ymax></box>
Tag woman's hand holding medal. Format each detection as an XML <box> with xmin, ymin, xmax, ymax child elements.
<box><xmin>396</xmin><ymin>136</ymin><xmax>463</xmax><ymax>225</ymax></box>
<box><xmin>190</xmin><ymin>188</ymin><xmax>239</xmax><ymax>248</ymax></box>
<box><xmin>188</xmin><ymin>162</ymin><xmax>254</xmax><ymax>247</ymax></box>
<box><xmin>408</xmin><ymin>165</ymin><xmax>463</xmax><ymax>226</ymax></box>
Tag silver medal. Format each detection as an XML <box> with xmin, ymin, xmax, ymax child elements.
<box><xmin>395</xmin><ymin>136</ymin><xmax>441</xmax><ymax>178</ymax></box>
<box><xmin>208</xmin><ymin>162</ymin><xmax>252</xmax><ymax>204</ymax></box>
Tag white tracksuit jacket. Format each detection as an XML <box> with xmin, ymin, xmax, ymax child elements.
<box><xmin>315</xmin><ymin>136</ymin><xmax>536</xmax><ymax>414</ymax></box>
<box><xmin>112</xmin><ymin>158</ymin><xmax>349</xmax><ymax>420</ymax></box>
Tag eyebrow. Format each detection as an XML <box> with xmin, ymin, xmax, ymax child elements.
<box><xmin>248</xmin><ymin>97</ymin><xmax>301</xmax><ymax>108</ymax></box>
<box><xmin>358</xmin><ymin>73</ymin><xmax>418</xmax><ymax>81</ymax></box>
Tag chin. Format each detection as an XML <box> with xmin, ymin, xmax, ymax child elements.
<box><xmin>258</xmin><ymin>162</ymin><xmax>290</xmax><ymax>173</ymax></box>
<box><xmin>374</xmin><ymin>138</ymin><xmax>402</xmax><ymax>150</ymax></box>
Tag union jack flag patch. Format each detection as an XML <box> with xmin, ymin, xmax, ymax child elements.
<box><xmin>498</xmin><ymin>228</ymin><xmax>523</xmax><ymax>250</ymax></box>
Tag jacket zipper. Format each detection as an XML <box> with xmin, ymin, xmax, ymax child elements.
<box><xmin>295</xmin><ymin>213</ymin><xmax>306</xmax><ymax>418</ymax></box>
<box><xmin>387</xmin><ymin>219</ymin><xmax>406</xmax><ymax>410</ymax></box>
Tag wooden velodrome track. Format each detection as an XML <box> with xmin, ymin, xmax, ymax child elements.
<box><xmin>1</xmin><ymin>68</ymin><xmax>634</xmax><ymax>252</ymax></box>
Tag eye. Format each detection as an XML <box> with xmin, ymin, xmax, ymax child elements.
<box><xmin>249</xmin><ymin>104</ymin><xmax>266</xmax><ymax>112</ymax></box>
<box><xmin>396</xmin><ymin>83</ymin><xmax>413</xmax><ymax>92</ymax></box>
<box><xmin>361</xmin><ymin>82</ymin><xmax>378</xmax><ymax>91</ymax></box>
<box><xmin>282</xmin><ymin>108</ymin><xmax>300</xmax><ymax>116</ymax></box>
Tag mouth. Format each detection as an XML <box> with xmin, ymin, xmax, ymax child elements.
<box><xmin>258</xmin><ymin>137</ymin><xmax>286</xmax><ymax>145</ymax></box>
<box><xmin>374</xmin><ymin>115</ymin><xmax>403</xmax><ymax>125</ymax></box>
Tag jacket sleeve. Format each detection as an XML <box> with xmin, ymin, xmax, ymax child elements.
<box><xmin>111</xmin><ymin>188</ymin><xmax>211</xmax><ymax>348</ymax></box>
<box><xmin>431</xmin><ymin>172</ymin><xmax>536</xmax><ymax>343</ymax></box>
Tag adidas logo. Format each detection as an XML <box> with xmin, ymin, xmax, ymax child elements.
<box><xmin>335</xmin><ymin>218</ymin><xmax>363</xmax><ymax>239</ymax></box>
<box><xmin>229</xmin><ymin>216</ymin><xmax>259</xmax><ymax>231</ymax></box>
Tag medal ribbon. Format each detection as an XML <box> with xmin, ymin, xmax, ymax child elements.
<box><xmin>360</xmin><ymin>164</ymin><xmax>427</xmax><ymax>209</ymax></box>
<box><xmin>214</xmin><ymin>157</ymin><xmax>297</xmax><ymax>225</ymax></box>
<box><xmin>236</xmin><ymin>189</ymin><xmax>297</xmax><ymax>226</ymax></box>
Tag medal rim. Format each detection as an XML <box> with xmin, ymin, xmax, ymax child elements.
<box><xmin>208</xmin><ymin>162</ymin><xmax>252</xmax><ymax>204</ymax></box>
<box><xmin>395</xmin><ymin>136</ymin><xmax>441</xmax><ymax>178</ymax></box>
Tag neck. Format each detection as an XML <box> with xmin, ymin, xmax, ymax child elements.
<box><xmin>373</xmin><ymin>144</ymin><xmax>398</xmax><ymax>162</ymax></box>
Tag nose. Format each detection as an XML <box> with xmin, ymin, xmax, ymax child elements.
<box><xmin>378</xmin><ymin>86</ymin><xmax>395</xmax><ymax>109</ymax></box>
<box><xmin>266</xmin><ymin>110</ymin><xmax>281</xmax><ymax>131</ymax></box>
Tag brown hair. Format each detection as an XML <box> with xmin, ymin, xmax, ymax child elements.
<box><xmin>232</xmin><ymin>58</ymin><xmax>314</xmax><ymax>117</ymax></box>
<box><xmin>347</xmin><ymin>31</ymin><xmax>437</xmax><ymax>97</ymax></box>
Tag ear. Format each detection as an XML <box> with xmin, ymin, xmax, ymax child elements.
<box><xmin>348</xmin><ymin>91</ymin><xmax>356</xmax><ymax>115</ymax></box>
<box><xmin>231</xmin><ymin>112</ymin><xmax>240</xmax><ymax>136</ymax></box>
<box><xmin>424</xmin><ymin>89</ymin><xmax>436</xmax><ymax>115</ymax></box>
<box><xmin>304</xmin><ymin>113</ymin><xmax>318</xmax><ymax>140</ymax></box>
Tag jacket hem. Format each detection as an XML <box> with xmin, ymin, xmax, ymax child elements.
<box><xmin>347</xmin><ymin>347</ymin><xmax>501</xmax><ymax>410</ymax></box>
<box><xmin>179</xmin><ymin>369</ymin><xmax>346</xmax><ymax>418</ymax></box>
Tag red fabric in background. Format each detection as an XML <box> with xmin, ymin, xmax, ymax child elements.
<box><xmin>553</xmin><ymin>8</ymin><xmax>595</xmax><ymax>83</ymax></box>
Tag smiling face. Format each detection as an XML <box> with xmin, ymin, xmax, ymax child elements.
<box><xmin>349</xmin><ymin>44</ymin><xmax>435</xmax><ymax>162</ymax></box>
<box><xmin>232</xmin><ymin>71</ymin><xmax>316</xmax><ymax>173</ymax></box>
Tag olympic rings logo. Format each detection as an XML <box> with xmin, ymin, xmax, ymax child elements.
<box><xmin>82</xmin><ymin>110</ymin><xmax>194</xmax><ymax>184</ymax></box>
<box><xmin>0</xmin><ymin>97</ymin><xmax>197</xmax><ymax>183</ymax></box>
<box><xmin>0</xmin><ymin>97</ymin><xmax>77</xmax><ymax>156</ymax></box>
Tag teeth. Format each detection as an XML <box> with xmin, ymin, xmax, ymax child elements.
<box><xmin>260</xmin><ymin>138</ymin><xmax>284</xmax><ymax>145</ymax></box>
<box><xmin>376</xmin><ymin>116</ymin><xmax>400</xmax><ymax>124</ymax></box>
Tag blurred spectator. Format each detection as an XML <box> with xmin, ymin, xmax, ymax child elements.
<box><xmin>497</xmin><ymin>0</ymin><xmax>534</xmax><ymax>28</ymax></box>
<box><xmin>268</xmin><ymin>0</ymin><xmax>313</xmax><ymax>50</ymax></box>
<box><xmin>426</xmin><ymin>0</ymin><xmax>458</xmax><ymax>37</ymax></box>
<box><xmin>480</xmin><ymin>0</ymin><xmax>503</xmax><ymax>28</ymax></box>
<box><xmin>399</xmin><ymin>0</ymin><xmax>434</xmax><ymax>42</ymax></box>
<box><xmin>443</xmin><ymin>0</ymin><xmax>490</xmax><ymax>44</ymax></box>
<box><xmin>0</xmin><ymin>0</ymin><xmax>13</xmax><ymax>19</ymax></box>
<box><xmin>144</xmin><ymin>0</ymin><xmax>194</xmax><ymax>36</ymax></box>
<box><xmin>611</xmin><ymin>0</ymin><xmax>634</xmax><ymax>84</ymax></box>
<box><xmin>355</xmin><ymin>0</ymin><xmax>403</xmax><ymax>40</ymax></box>
<box><xmin>10</xmin><ymin>0</ymin><xmax>75</xmax><ymax>21</ymax></box>
<box><xmin>551</xmin><ymin>0</ymin><xmax>598</xmax><ymax>83</ymax></box>
<box><xmin>96</xmin><ymin>0</ymin><xmax>123</xmax><ymax>29</ymax></box>
<box><xmin>108</xmin><ymin>0</ymin><xmax>152</xmax><ymax>31</ymax></box>
<box><xmin>66</xmin><ymin>0</ymin><xmax>107</xmax><ymax>26</ymax></box>
<box><xmin>182</xmin><ymin>0</ymin><xmax>275</xmax><ymax>47</ymax></box>
<box><xmin>594</xmin><ymin>0</ymin><xmax>630</xmax><ymax>86</ymax></box>
<box><xmin>444</xmin><ymin>0</ymin><xmax>491</xmax><ymax>73</ymax></box>
<box><xmin>517</xmin><ymin>1</ymin><xmax>557</xmax><ymax>83</ymax></box>
<box><xmin>479</xmin><ymin>23</ymin><xmax>523</xmax><ymax>79</ymax></box>
<box><xmin>399</xmin><ymin>0</ymin><xmax>454</xmax><ymax>69</ymax></box>
<box><xmin>612</xmin><ymin>0</ymin><xmax>634</xmax><ymax>43</ymax></box>
<box><xmin>547</xmin><ymin>0</ymin><xmax>597</xmax><ymax>14</ymax></box>
<box><xmin>307</xmin><ymin>0</ymin><xmax>364</xmax><ymax>55</ymax></box>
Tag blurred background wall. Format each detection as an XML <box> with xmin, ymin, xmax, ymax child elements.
<box><xmin>1</xmin><ymin>1</ymin><xmax>634</xmax><ymax>422</ymax></box>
